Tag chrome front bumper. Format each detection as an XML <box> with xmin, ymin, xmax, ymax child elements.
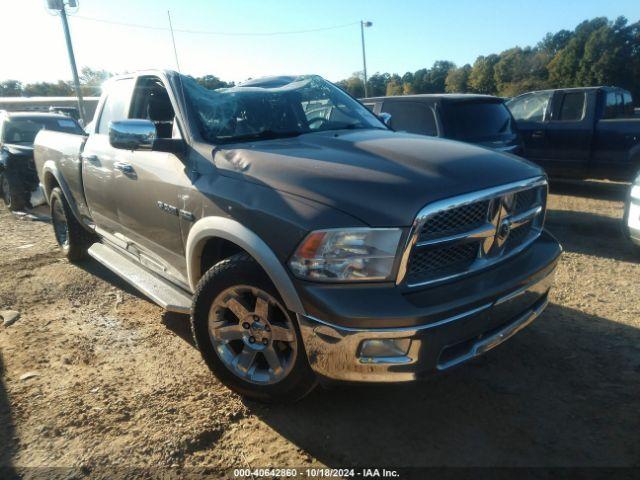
<box><xmin>298</xmin><ymin>266</ymin><xmax>555</xmax><ymax>383</ymax></box>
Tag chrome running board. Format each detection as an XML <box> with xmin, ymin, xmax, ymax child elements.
<box><xmin>88</xmin><ymin>243</ymin><xmax>192</xmax><ymax>314</ymax></box>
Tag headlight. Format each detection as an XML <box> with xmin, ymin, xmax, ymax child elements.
<box><xmin>289</xmin><ymin>228</ymin><xmax>403</xmax><ymax>282</ymax></box>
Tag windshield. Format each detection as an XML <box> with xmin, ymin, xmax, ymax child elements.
<box><xmin>181</xmin><ymin>74</ymin><xmax>386</xmax><ymax>144</ymax></box>
<box><xmin>3</xmin><ymin>117</ymin><xmax>84</xmax><ymax>145</ymax></box>
<box><xmin>441</xmin><ymin>101</ymin><xmax>515</xmax><ymax>142</ymax></box>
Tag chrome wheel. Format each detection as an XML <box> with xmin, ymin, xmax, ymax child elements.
<box><xmin>51</xmin><ymin>198</ymin><xmax>69</xmax><ymax>247</ymax></box>
<box><xmin>208</xmin><ymin>286</ymin><xmax>298</xmax><ymax>385</ymax></box>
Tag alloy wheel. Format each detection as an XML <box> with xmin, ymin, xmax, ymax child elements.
<box><xmin>208</xmin><ymin>286</ymin><xmax>298</xmax><ymax>385</ymax></box>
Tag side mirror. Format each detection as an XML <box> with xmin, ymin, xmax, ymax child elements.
<box><xmin>109</xmin><ymin>119</ymin><xmax>156</xmax><ymax>150</ymax></box>
<box><xmin>379</xmin><ymin>112</ymin><xmax>392</xmax><ymax>126</ymax></box>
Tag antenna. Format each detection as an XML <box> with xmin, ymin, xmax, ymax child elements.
<box><xmin>167</xmin><ymin>10</ymin><xmax>181</xmax><ymax>72</ymax></box>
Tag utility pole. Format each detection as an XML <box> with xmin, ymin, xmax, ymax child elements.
<box><xmin>360</xmin><ymin>21</ymin><xmax>372</xmax><ymax>98</ymax></box>
<box><xmin>167</xmin><ymin>10</ymin><xmax>181</xmax><ymax>72</ymax></box>
<box><xmin>48</xmin><ymin>0</ymin><xmax>86</xmax><ymax>124</ymax></box>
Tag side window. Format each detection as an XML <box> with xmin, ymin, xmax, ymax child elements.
<box><xmin>363</xmin><ymin>103</ymin><xmax>375</xmax><ymax>112</ymax></box>
<box><xmin>129</xmin><ymin>76</ymin><xmax>177</xmax><ymax>139</ymax></box>
<box><xmin>507</xmin><ymin>92</ymin><xmax>552</xmax><ymax>122</ymax></box>
<box><xmin>97</xmin><ymin>78</ymin><xmax>134</xmax><ymax>134</ymax></box>
<box><xmin>382</xmin><ymin>101</ymin><xmax>437</xmax><ymax>136</ymax></box>
<box><xmin>623</xmin><ymin>92</ymin><xmax>634</xmax><ymax>116</ymax></box>
<box><xmin>604</xmin><ymin>92</ymin><xmax>619</xmax><ymax>118</ymax></box>
<box><xmin>557</xmin><ymin>92</ymin><xmax>586</xmax><ymax>121</ymax></box>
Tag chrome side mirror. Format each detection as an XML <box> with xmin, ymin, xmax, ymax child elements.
<box><xmin>379</xmin><ymin>112</ymin><xmax>392</xmax><ymax>126</ymax></box>
<box><xmin>109</xmin><ymin>119</ymin><xmax>157</xmax><ymax>150</ymax></box>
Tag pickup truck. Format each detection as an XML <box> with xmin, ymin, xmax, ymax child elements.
<box><xmin>362</xmin><ymin>94</ymin><xmax>523</xmax><ymax>155</ymax></box>
<box><xmin>34</xmin><ymin>70</ymin><xmax>561</xmax><ymax>402</ymax></box>
<box><xmin>507</xmin><ymin>86</ymin><xmax>640</xmax><ymax>181</ymax></box>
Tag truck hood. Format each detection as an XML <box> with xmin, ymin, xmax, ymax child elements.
<box><xmin>213</xmin><ymin>129</ymin><xmax>543</xmax><ymax>226</ymax></box>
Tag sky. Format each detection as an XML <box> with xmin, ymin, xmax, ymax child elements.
<box><xmin>2</xmin><ymin>0</ymin><xmax>639</xmax><ymax>85</ymax></box>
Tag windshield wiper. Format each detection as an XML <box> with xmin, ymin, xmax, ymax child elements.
<box><xmin>216</xmin><ymin>129</ymin><xmax>304</xmax><ymax>144</ymax></box>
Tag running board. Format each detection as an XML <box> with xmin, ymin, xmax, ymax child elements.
<box><xmin>88</xmin><ymin>243</ymin><xmax>192</xmax><ymax>314</ymax></box>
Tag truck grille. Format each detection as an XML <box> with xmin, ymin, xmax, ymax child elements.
<box><xmin>399</xmin><ymin>178</ymin><xmax>547</xmax><ymax>287</ymax></box>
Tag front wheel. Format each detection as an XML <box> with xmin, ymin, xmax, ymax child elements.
<box><xmin>191</xmin><ymin>253</ymin><xmax>316</xmax><ymax>403</ymax></box>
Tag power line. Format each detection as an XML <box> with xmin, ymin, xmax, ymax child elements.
<box><xmin>72</xmin><ymin>15</ymin><xmax>359</xmax><ymax>36</ymax></box>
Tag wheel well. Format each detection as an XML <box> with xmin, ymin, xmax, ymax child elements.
<box><xmin>199</xmin><ymin>237</ymin><xmax>247</xmax><ymax>279</ymax></box>
<box><xmin>43</xmin><ymin>171</ymin><xmax>59</xmax><ymax>199</ymax></box>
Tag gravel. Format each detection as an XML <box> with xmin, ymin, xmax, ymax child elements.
<box><xmin>0</xmin><ymin>180</ymin><xmax>639</xmax><ymax>474</ymax></box>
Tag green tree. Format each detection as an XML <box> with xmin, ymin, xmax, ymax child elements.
<box><xmin>445</xmin><ymin>64</ymin><xmax>471</xmax><ymax>93</ymax></box>
<box><xmin>366</xmin><ymin>73</ymin><xmax>390</xmax><ymax>97</ymax></box>
<box><xmin>335</xmin><ymin>74</ymin><xmax>365</xmax><ymax>98</ymax></box>
<box><xmin>0</xmin><ymin>80</ymin><xmax>23</xmax><ymax>97</ymax></box>
<box><xmin>468</xmin><ymin>54</ymin><xmax>499</xmax><ymax>94</ymax></box>
<box><xmin>547</xmin><ymin>17</ymin><xmax>609</xmax><ymax>87</ymax></box>
<box><xmin>195</xmin><ymin>75</ymin><xmax>234</xmax><ymax>90</ymax></box>
<box><xmin>23</xmin><ymin>81</ymin><xmax>74</xmax><ymax>96</ymax></box>
<box><xmin>385</xmin><ymin>74</ymin><xmax>403</xmax><ymax>96</ymax></box>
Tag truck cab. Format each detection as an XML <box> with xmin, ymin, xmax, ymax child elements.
<box><xmin>507</xmin><ymin>86</ymin><xmax>640</xmax><ymax>180</ymax></box>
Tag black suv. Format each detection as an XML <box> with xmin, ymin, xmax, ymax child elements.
<box><xmin>362</xmin><ymin>94</ymin><xmax>523</xmax><ymax>155</ymax></box>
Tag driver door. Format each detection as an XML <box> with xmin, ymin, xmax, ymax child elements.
<box><xmin>111</xmin><ymin>76</ymin><xmax>192</xmax><ymax>286</ymax></box>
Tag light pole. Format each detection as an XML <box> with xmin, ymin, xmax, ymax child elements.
<box><xmin>47</xmin><ymin>0</ymin><xmax>86</xmax><ymax>124</ymax></box>
<box><xmin>360</xmin><ymin>21</ymin><xmax>372</xmax><ymax>98</ymax></box>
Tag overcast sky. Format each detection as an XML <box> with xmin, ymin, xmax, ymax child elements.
<box><xmin>2</xmin><ymin>0</ymin><xmax>639</xmax><ymax>85</ymax></box>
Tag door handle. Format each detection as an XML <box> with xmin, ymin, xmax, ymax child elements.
<box><xmin>81</xmin><ymin>154</ymin><xmax>99</xmax><ymax>163</ymax></box>
<box><xmin>113</xmin><ymin>161</ymin><xmax>134</xmax><ymax>174</ymax></box>
<box><xmin>531</xmin><ymin>130</ymin><xmax>544</xmax><ymax>139</ymax></box>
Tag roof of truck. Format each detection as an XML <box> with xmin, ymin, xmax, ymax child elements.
<box><xmin>362</xmin><ymin>93</ymin><xmax>502</xmax><ymax>103</ymax></box>
<box><xmin>0</xmin><ymin>111</ymin><xmax>75</xmax><ymax>120</ymax></box>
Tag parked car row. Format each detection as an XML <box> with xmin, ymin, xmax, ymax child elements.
<box><xmin>0</xmin><ymin>110</ymin><xmax>84</xmax><ymax>211</ymax></box>
<box><xmin>2</xmin><ymin>69</ymin><xmax>635</xmax><ymax>402</ymax></box>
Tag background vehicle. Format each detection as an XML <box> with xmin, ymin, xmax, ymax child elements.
<box><xmin>362</xmin><ymin>94</ymin><xmax>523</xmax><ymax>155</ymax></box>
<box><xmin>0</xmin><ymin>96</ymin><xmax>99</xmax><ymax>122</ymax></box>
<box><xmin>0</xmin><ymin>111</ymin><xmax>83</xmax><ymax>210</ymax></box>
<box><xmin>34</xmin><ymin>70</ymin><xmax>560</xmax><ymax>402</ymax></box>
<box><xmin>623</xmin><ymin>171</ymin><xmax>640</xmax><ymax>253</ymax></box>
<box><xmin>507</xmin><ymin>87</ymin><xmax>640</xmax><ymax>181</ymax></box>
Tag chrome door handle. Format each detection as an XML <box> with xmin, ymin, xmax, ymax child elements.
<box><xmin>113</xmin><ymin>161</ymin><xmax>134</xmax><ymax>174</ymax></box>
<box><xmin>81</xmin><ymin>154</ymin><xmax>99</xmax><ymax>163</ymax></box>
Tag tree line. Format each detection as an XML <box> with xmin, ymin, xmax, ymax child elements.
<box><xmin>0</xmin><ymin>67</ymin><xmax>233</xmax><ymax>97</ymax></box>
<box><xmin>1</xmin><ymin>17</ymin><xmax>638</xmax><ymax>102</ymax></box>
<box><xmin>337</xmin><ymin>16</ymin><xmax>639</xmax><ymax>101</ymax></box>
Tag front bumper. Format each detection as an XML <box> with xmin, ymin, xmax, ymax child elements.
<box><xmin>627</xmin><ymin>186</ymin><xmax>640</xmax><ymax>246</ymax></box>
<box><xmin>297</xmin><ymin>230</ymin><xmax>561</xmax><ymax>382</ymax></box>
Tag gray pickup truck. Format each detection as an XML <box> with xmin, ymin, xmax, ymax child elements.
<box><xmin>34</xmin><ymin>70</ymin><xmax>561</xmax><ymax>402</ymax></box>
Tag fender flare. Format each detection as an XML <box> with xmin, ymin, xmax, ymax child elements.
<box><xmin>185</xmin><ymin>216</ymin><xmax>306</xmax><ymax>315</ymax></box>
<box><xmin>41</xmin><ymin>161</ymin><xmax>83</xmax><ymax>223</ymax></box>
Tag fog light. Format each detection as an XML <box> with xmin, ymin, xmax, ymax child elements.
<box><xmin>359</xmin><ymin>338</ymin><xmax>411</xmax><ymax>359</ymax></box>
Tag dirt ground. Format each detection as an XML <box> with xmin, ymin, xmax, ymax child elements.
<box><xmin>1</xmin><ymin>181</ymin><xmax>639</xmax><ymax>478</ymax></box>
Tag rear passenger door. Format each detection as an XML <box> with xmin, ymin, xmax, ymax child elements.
<box><xmin>82</xmin><ymin>77</ymin><xmax>135</xmax><ymax>234</ymax></box>
<box><xmin>381</xmin><ymin>100</ymin><xmax>438</xmax><ymax>136</ymax></box>
<box><xmin>544</xmin><ymin>90</ymin><xmax>593</xmax><ymax>177</ymax></box>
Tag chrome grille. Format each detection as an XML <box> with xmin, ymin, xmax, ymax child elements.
<box><xmin>399</xmin><ymin>177</ymin><xmax>547</xmax><ymax>287</ymax></box>
<box><xmin>419</xmin><ymin>200</ymin><xmax>490</xmax><ymax>241</ymax></box>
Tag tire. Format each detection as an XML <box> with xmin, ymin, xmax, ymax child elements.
<box><xmin>49</xmin><ymin>187</ymin><xmax>93</xmax><ymax>262</ymax></box>
<box><xmin>1</xmin><ymin>172</ymin><xmax>26</xmax><ymax>212</ymax></box>
<box><xmin>191</xmin><ymin>253</ymin><xmax>317</xmax><ymax>403</ymax></box>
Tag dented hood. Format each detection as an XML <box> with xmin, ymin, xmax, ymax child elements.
<box><xmin>214</xmin><ymin>129</ymin><xmax>543</xmax><ymax>226</ymax></box>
